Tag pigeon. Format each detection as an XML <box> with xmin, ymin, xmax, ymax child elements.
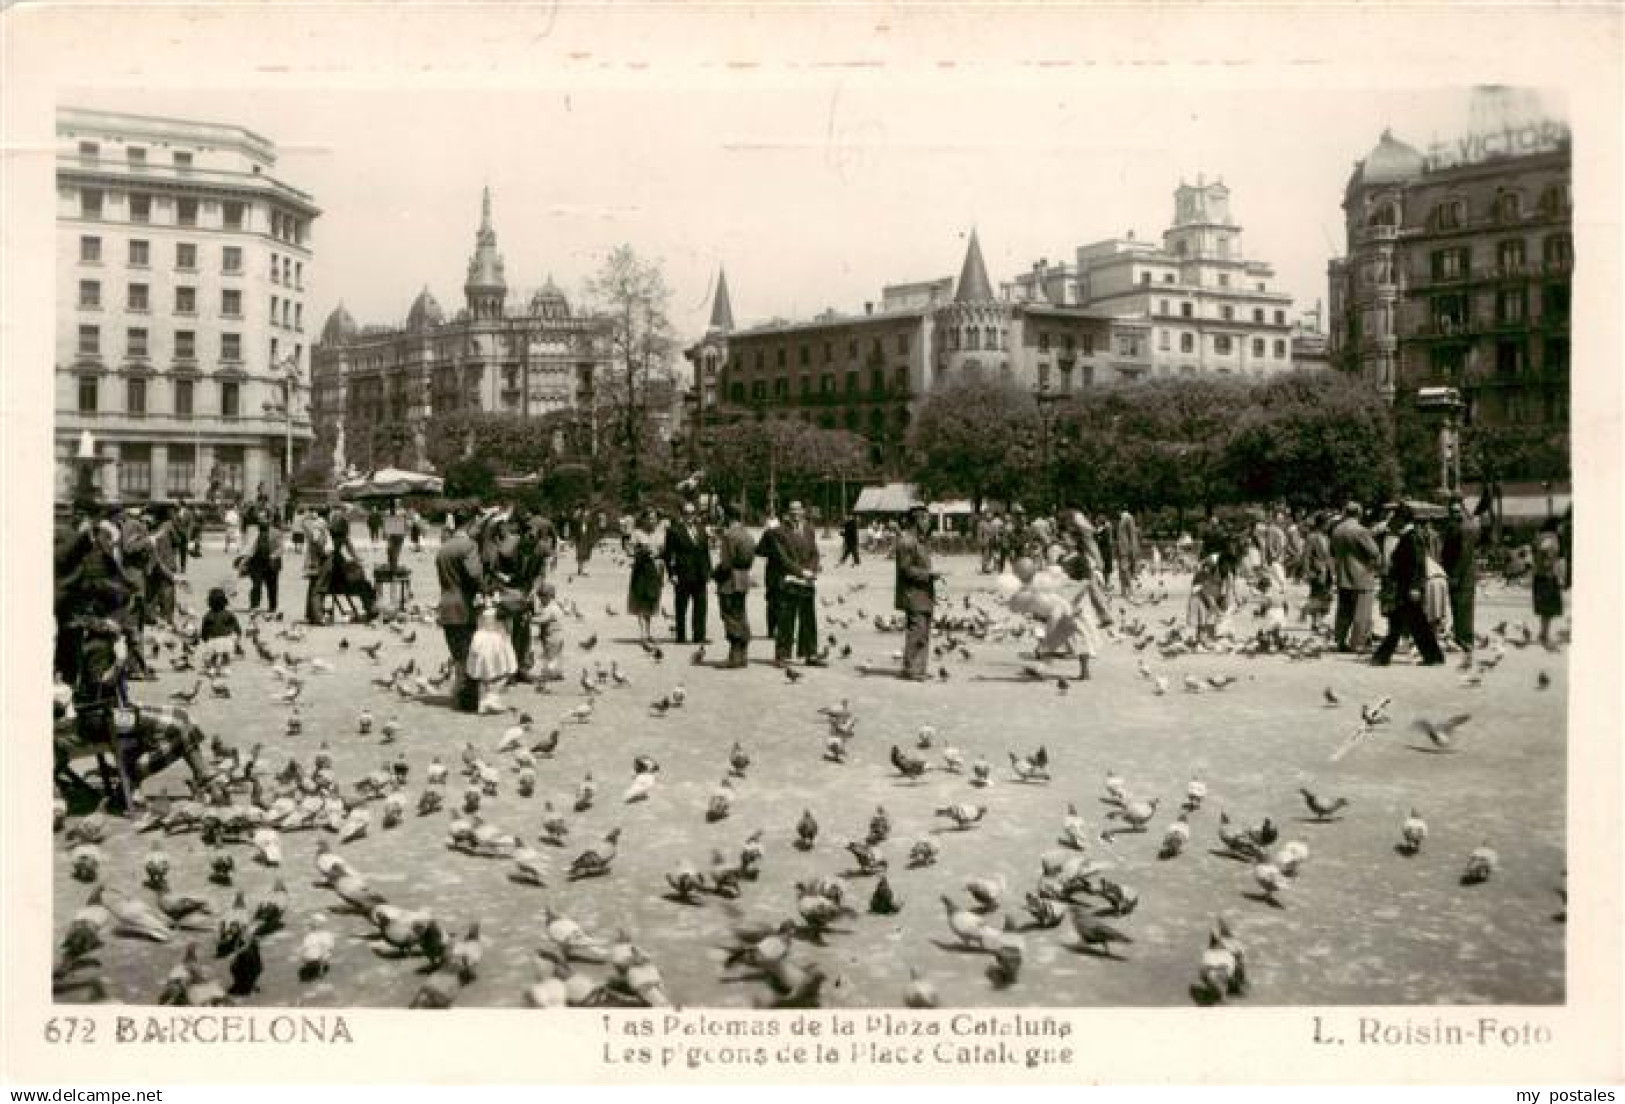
<box><xmin>1183</xmin><ymin>777</ymin><xmax>1208</xmax><ymax>812</ymax></box>
<box><xmin>298</xmin><ymin>930</ymin><xmax>335</xmax><ymax>980</ymax></box>
<box><xmin>908</xmin><ymin>840</ymin><xmax>940</xmax><ymax>868</ymax></box>
<box><xmin>1360</xmin><ymin>696</ymin><xmax>1394</xmax><ymax>726</ymax></box>
<box><xmin>891</xmin><ymin>745</ymin><xmax>928</xmax><ymax>781</ymax></box>
<box><xmin>1537</xmin><ymin>670</ymin><xmax>1552</xmax><ymax>690</ymax></box>
<box><xmin>1067</xmin><ymin>906</ymin><xmax>1133</xmax><ymax>957</ymax></box>
<box><xmin>795</xmin><ymin>809</ymin><xmax>819</xmax><ymax>850</ymax></box>
<box><xmin>1009</xmin><ymin>749</ymin><xmax>1050</xmax><ymax>783</ymax></box>
<box><xmin>1399</xmin><ymin>808</ymin><xmax>1428</xmax><ymax>854</ymax></box>
<box><xmin>1105</xmin><ymin>797</ymin><xmax>1159</xmax><ymax>834</ymax></box>
<box><xmin>869</xmin><ymin>876</ymin><xmax>902</xmax><ymax>915</ymax></box>
<box><xmin>935</xmin><ymin>803</ymin><xmax>986</xmax><ymax>830</ymax></box>
<box><xmin>964</xmin><ymin>875</ymin><xmax>1006</xmax><ymax>912</ymax></box>
<box><xmin>1323</xmin><ymin>686</ymin><xmax>1341</xmax><ymax>707</ymax></box>
<box><xmin>1059</xmin><ymin>803</ymin><xmax>1091</xmax><ymax>850</ymax></box>
<box><xmin>941</xmin><ymin>895</ymin><xmax>990</xmax><ymax>948</ymax></box>
<box><xmin>1159</xmin><ymin>813</ymin><xmax>1192</xmax><ymax>859</ymax></box>
<box><xmin>568</xmin><ymin>828</ymin><xmax>622</xmax><ymax>879</ymax></box>
<box><xmin>727</xmin><ymin>742</ymin><xmax>751</xmax><ymax>778</ymax></box>
<box><xmin>449</xmin><ymin>922</ymin><xmax>486</xmax><ymax>983</ymax></box>
<box><xmin>903</xmin><ymin>966</ymin><xmax>939</xmax><ymax>1008</ymax></box>
<box><xmin>1299</xmin><ymin>788</ymin><xmax>1349</xmax><ymax>821</ymax></box>
<box><xmin>1461</xmin><ymin>842</ymin><xmax>1498</xmax><ymax>885</ymax></box>
<box><xmin>1252</xmin><ymin>863</ymin><xmax>1288</xmax><ymax>904</ymax></box>
<box><xmin>574</xmin><ymin>772</ymin><xmax>597</xmax><ymax>813</ymax></box>
<box><xmin>1414</xmin><ymin>713</ymin><xmax>1472</xmax><ymax>750</ymax></box>
<box><xmin>228</xmin><ymin>937</ymin><xmax>263</xmax><ymax>996</ymax></box>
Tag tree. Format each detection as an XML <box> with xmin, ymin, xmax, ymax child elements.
<box><xmin>586</xmin><ymin>245</ymin><xmax>677</xmax><ymax>506</ymax></box>
<box><xmin>704</xmin><ymin>420</ymin><xmax>871</xmax><ymax>518</ymax></box>
<box><xmin>442</xmin><ymin>455</ymin><xmax>496</xmax><ymax>500</ymax></box>
<box><xmin>1221</xmin><ymin>371</ymin><xmax>1400</xmax><ymax>508</ymax></box>
<box><xmin>906</xmin><ymin>374</ymin><xmax>1039</xmax><ymax>510</ymax></box>
<box><xmin>423</xmin><ymin>411</ymin><xmax>565</xmax><ymax>477</ymax></box>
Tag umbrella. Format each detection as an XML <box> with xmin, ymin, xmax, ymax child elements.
<box><xmin>337</xmin><ymin>468</ymin><xmax>444</xmax><ymax>499</ymax></box>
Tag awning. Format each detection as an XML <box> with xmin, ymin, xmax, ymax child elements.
<box><xmin>853</xmin><ymin>483</ymin><xmax>920</xmax><ymax>514</ymax></box>
<box><xmin>337</xmin><ymin>468</ymin><xmax>444</xmax><ymax>499</ymax></box>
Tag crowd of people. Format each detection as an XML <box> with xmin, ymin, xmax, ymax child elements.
<box><xmin>51</xmin><ymin>473</ymin><xmax>1572</xmax><ymax>811</ymax></box>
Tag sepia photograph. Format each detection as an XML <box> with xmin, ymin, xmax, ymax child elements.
<box><xmin>3</xmin><ymin>2</ymin><xmax>1621</xmax><ymax>1088</ymax></box>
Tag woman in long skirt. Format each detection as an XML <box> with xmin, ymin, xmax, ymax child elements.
<box><xmin>626</xmin><ymin>507</ymin><xmax>666</xmax><ymax>643</ymax></box>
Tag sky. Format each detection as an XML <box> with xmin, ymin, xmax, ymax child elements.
<box><xmin>62</xmin><ymin>84</ymin><xmax>1563</xmax><ymax>357</ymax></box>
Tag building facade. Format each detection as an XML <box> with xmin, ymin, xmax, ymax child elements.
<box><xmin>311</xmin><ymin>190</ymin><xmax>614</xmax><ymax>477</ymax></box>
<box><xmin>55</xmin><ymin>107</ymin><xmax>319</xmax><ymax>506</ymax></box>
<box><xmin>688</xmin><ymin>232</ymin><xmax>1151</xmax><ymax>469</ymax></box>
<box><xmin>1328</xmin><ymin>90</ymin><xmax>1572</xmax><ymax>486</ymax></box>
<box><xmin>1011</xmin><ymin>180</ymin><xmax>1298</xmax><ymax>379</ymax></box>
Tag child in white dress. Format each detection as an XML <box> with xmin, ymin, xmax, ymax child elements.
<box><xmin>467</xmin><ymin>597</ymin><xmax>517</xmax><ymax>713</ymax></box>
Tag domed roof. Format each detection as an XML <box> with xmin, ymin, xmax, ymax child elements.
<box><xmin>320</xmin><ymin>302</ymin><xmax>358</xmax><ymax>344</ymax></box>
<box><xmin>406</xmin><ymin>286</ymin><xmax>444</xmax><ymax>331</ymax></box>
<box><xmin>1359</xmin><ymin>129</ymin><xmax>1425</xmax><ymax>185</ymax></box>
<box><xmin>528</xmin><ymin>276</ymin><xmax>571</xmax><ymax>320</ymax></box>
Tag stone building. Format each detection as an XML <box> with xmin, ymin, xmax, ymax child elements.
<box><xmin>1328</xmin><ymin>87</ymin><xmax>1572</xmax><ymax>486</ymax></box>
<box><xmin>311</xmin><ymin>189</ymin><xmax>614</xmax><ymax>476</ymax></box>
<box><xmin>55</xmin><ymin>106</ymin><xmax>319</xmax><ymax>506</ymax></box>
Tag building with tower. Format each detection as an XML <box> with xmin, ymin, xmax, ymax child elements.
<box><xmin>310</xmin><ymin>188</ymin><xmax>614</xmax><ymax>477</ymax></box>
<box><xmin>55</xmin><ymin>106</ymin><xmax>320</xmax><ymax>507</ymax></box>
<box><xmin>688</xmin><ymin>230</ymin><xmax>1150</xmax><ymax>471</ymax></box>
<box><xmin>1009</xmin><ymin>178</ymin><xmax>1299</xmax><ymax>379</ymax></box>
<box><xmin>1327</xmin><ymin>87</ymin><xmax>1572</xmax><ymax>489</ymax></box>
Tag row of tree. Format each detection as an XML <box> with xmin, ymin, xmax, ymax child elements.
<box><xmin>905</xmin><ymin>371</ymin><xmax>1408</xmax><ymax>524</ymax></box>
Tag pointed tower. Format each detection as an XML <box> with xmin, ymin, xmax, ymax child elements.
<box><xmin>954</xmin><ymin>229</ymin><xmax>995</xmax><ymax>303</ymax></box>
<box><xmin>464</xmin><ymin>186</ymin><xmax>508</xmax><ymax>321</ymax></box>
<box><xmin>707</xmin><ymin>268</ymin><xmax>735</xmax><ymax>334</ymax></box>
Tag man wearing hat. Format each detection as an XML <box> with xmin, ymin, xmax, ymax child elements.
<box><xmin>894</xmin><ymin>504</ymin><xmax>940</xmax><ymax>680</ymax></box>
<box><xmin>762</xmin><ymin>501</ymin><xmax>823</xmax><ymax>667</ymax></box>
<box><xmin>663</xmin><ymin>500</ymin><xmax>712</xmax><ymax>645</ymax></box>
<box><xmin>1329</xmin><ymin>499</ymin><xmax>1381</xmax><ymax>651</ymax></box>
<box><xmin>713</xmin><ymin>500</ymin><xmax>756</xmax><ymax>669</ymax></box>
<box><xmin>1371</xmin><ymin>502</ymin><xmax>1447</xmax><ymax>666</ymax></box>
<box><xmin>1439</xmin><ymin>495</ymin><xmax>1480</xmax><ymax>653</ymax></box>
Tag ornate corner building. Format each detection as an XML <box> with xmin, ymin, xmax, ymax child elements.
<box><xmin>684</xmin><ymin>231</ymin><xmax>1151</xmax><ymax>472</ymax></box>
<box><xmin>55</xmin><ymin>107</ymin><xmax>319</xmax><ymax>506</ymax></box>
<box><xmin>1329</xmin><ymin>88</ymin><xmax>1572</xmax><ymax>486</ymax></box>
<box><xmin>310</xmin><ymin>189</ymin><xmax>614</xmax><ymax>477</ymax></box>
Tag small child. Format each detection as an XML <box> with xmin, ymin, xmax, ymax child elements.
<box><xmin>532</xmin><ymin>582</ymin><xmax>566</xmax><ymax>682</ymax></box>
<box><xmin>467</xmin><ymin>596</ymin><xmax>517</xmax><ymax>713</ymax></box>
<box><xmin>1008</xmin><ymin>557</ymin><xmax>1098</xmax><ymax>681</ymax></box>
<box><xmin>199</xmin><ymin>587</ymin><xmax>242</xmax><ymax>674</ymax></box>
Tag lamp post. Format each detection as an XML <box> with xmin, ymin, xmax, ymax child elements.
<box><xmin>1035</xmin><ymin>385</ymin><xmax>1058</xmax><ymax>516</ymax></box>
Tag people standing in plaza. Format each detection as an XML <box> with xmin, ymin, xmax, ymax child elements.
<box><xmin>367</xmin><ymin>505</ymin><xmax>383</xmax><ymax>548</ymax></box>
<box><xmin>764</xmin><ymin>501</ymin><xmax>823</xmax><ymax>667</ymax></box>
<box><xmin>1370</xmin><ymin>504</ymin><xmax>1446</xmax><ymax>667</ymax></box>
<box><xmin>326</xmin><ymin>510</ymin><xmax>377</xmax><ymax>621</ymax></box>
<box><xmin>714</xmin><ymin>501</ymin><xmax>755</xmax><ymax>669</ymax></box>
<box><xmin>436</xmin><ymin>509</ymin><xmax>486</xmax><ymax>712</ymax></box>
<box><xmin>222</xmin><ymin>503</ymin><xmax>241</xmax><ymax>555</ymax></box>
<box><xmin>572</xmin><ymin>508</ymin><xmax>599</xmax><ymax>578</ymax></box>
<box><xmin>1095</xmin><ymin>514</ymin><xmax>1115</xmax><ymax>591</ymax></box>
<box><xmin>1440</xmin><ymin>496</ymin><xmax>1480</xmax><ymax>653</ymax></box>
<box><xmin>1298</xmin><ymin>511</ymin><xmax>1335</xmax><ymax>632</ymax></box>
<box><xmin>171</xmin><ymin>502</ymin><xmax>191</xmax><ymax>572</ymax></box>
<box><xmin>302</xmin><ymin>507</ymin><xmax>332</xmax><ymax>625</ymax></box>
<box><xmin>532</xmin><ymin>581</ymin><xmax>567</xmax><ymax>682</ymax></box>
<box><xmin>663</xmin><ymin>500</ymin><xmax>712</xmax><ymax>644</ymax></box>
<box><xmin>894</xmin><ymin>504</ymin><xmax>939</xmax><ymax>681</ymax></box>
<box><xmin>382</xmin><ymin>502</ymin><xmax>408</xmax><ymax>574</ymax></box>
<box><xmin>1330</xmin><ymin>500</ymin><xmax>1380</xmax><ymax>652</ymax></box>
<box><xmin>146</xmin><ymin>509</ymin><xmax>179</xmax><ymax>629</ymax></box>
<box><xmin>839</xmin><ymin>513</ymin><xmax>862</xmax><ymax>567</ymax></box>
<box><xmin>627</xmin><ymin>507</ymin><xmax>667</xmax><ymax>645</ymax></box>
<box><xmin>199</xmin><ymin>585</ymin><xmax>243</xmax><ymax>676</ymax></box>
<box><xmin>755</xmin><ymin>514</ymin><xmax>785</xmax><ymax>641</ymax></box>
<box><xmin>242</xmin><ymin>507</ymin><xmax>284</xmax><ymax>614</ymax></box>
<box><xmin>1532</xmin><ymin>516</ymin><xmax>1565</xmax><ymax>649</ymax></box>
<box><xmin>1114</xmin><ymin>510</ymin><xmax>1141</xmax><ymax>596</ymax></box>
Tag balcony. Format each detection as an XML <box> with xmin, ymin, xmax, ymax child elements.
<box><xmin>1544</xmin><ymin>257</ymin><xmax>1573</xmax><ymax>276</ymax></box>
<box><xmin>1357</xmin><ymin>224</ymin><xmax>1399</xmax><ymax>244</ymax></box>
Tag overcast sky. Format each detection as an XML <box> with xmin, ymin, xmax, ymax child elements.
<box><xmin>63</xmin><ymin>85</ymin><xmax>1562</xmax><ymax>352</ymax></box>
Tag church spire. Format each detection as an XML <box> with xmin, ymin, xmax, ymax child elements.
<box><xmin>954</xmin><ymin>228</ymin><xmax>994</xmax><ymax>303</ymax></box>
<box><xmin>707</xmin><ymin>267</ymin><xmax>735</xmax><ymax>333</ymax></box>
<box><xmin>464</xmin><ymin>185</ymin><xmax>507</xmax><ymax>320</ymax></box>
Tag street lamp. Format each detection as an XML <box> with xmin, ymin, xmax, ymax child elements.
<box><xmin>1034</xmin><ymin>385</ymin><xmax>1059</xmax><ymax>515</ymax></box>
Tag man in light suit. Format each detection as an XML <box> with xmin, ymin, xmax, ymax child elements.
<box><xmin>894</xmin><ymin>505</ymin><xmax>940</xmax><ymax>680</ymax></box>
<box><xmin>1114</xmin><ymin>510</ymin><xmax>1141</xmax><ymax>595</ymax></box>
<box><xmin>1329</xmin><ymin>500</ymin><xmax>1380</xmax><ymax>651</ymax></box>
<box><xmin>663</xmin><ymin>500</ymin><xmax>712</xmax><ymax>645</ymax></box>
<box><xmin>436</xmin><ymin>508</ymin><xmax>486</xmax><ymax>711</ymax></box>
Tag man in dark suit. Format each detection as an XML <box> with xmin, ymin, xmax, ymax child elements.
<box><xmin>1439</xmin><ymin>496</ymin><xmax>1479</xmax><ymax>652</ymax></box>
<box><xmin>894</xmin><ymin>504</ymin><xmax>939</xmax><ymax>680</ymax></box>
<box><xmin>761</xmin><ymin>501</ymin><xmax>823</xmax><ymax>667</ymax></box>
<box><xmin>1371</xmin><ymin>503</ymin><xmax>1446</xmax><ymax>666</ymax></box>
<box><xmin>663</xmin><ymin>500</ymin><xmax>712</xmax><ymax>644</ymax></box>
<box><xmin>1329</xmin><ymin>500</ymin><xmax>1380</xmax><ymax>651</ymax></box>
<box><xmin>436</xmin><ymin>508</ymin><xmax>486</xmax><ymax>711</ymax></box>
<box><xmin>714</xmin><ymin>501</ymin><xmax>755</xmax><ymax>669</ymax></box>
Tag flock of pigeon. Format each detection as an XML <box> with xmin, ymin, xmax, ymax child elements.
<box><xmin>52</xmin><ymin>549</ymin><xmax>1567</xmax><ymax>1009</ymax></box>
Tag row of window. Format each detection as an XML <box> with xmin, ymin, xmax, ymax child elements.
<box><xmin>1152</xmin><ymin>300</ymin><xmax>1289</xmax><ymax>325</ymax></box>
<box><xmin>72</xmin><ymin>172</ymin><xmax>309</xmax><ymax>244</ymax></box>
<box><xmin>740</xmin><ymin>333</ymin><xmax>912</xmax><ymax>373</ymax></box>
<box><xmin>1427</xmin><ymin>234</ymin><xmax>1572</xmax><ymax>281</ymax></box>
<box><xmin>103</xmin><ymin>449</ymin><xmax>246</xmax><ymax>499</ymax></box>
<box><xmin>76</xmin><ymin>375</ymin><xmax>246</xmax><ymax>419</ymax></box>
<box><xmin>77</xmin><ymin>141</ymin><xmax>193</xmax><ymax>170</ymax></box>
<box><xmin>1428</xmin><ymin>337</ymin><xmax>1569</xmax><ymax>380</ymax></box>
<box><xmin>76</xmin><ymin>280</ymin><xmax>304</xmax><ymax>328</ymax></box>
<box><xmin>1429</xmin><ymin>284</ymin><xmax>1570</xmax><ymax>329</ymax></box>
<box><xmin>1154</xmin><ymin>331</ymin><xmax>1289</xmax><ymax>358</ymax></box>
<box><xmin>76</xmin><ymin>323</ymin><xmax>303</xmax><ymax>366</ymax></box>
<box><xmin>1423</xmin><ymin>184</ymin><xmax>1572</xmax><ymax>232</ymax></box>
<box><xmin>79</xmin><ymin>234</ymin><xmax>304</xmax><ymax>285</ymax></box>
<box><xmin>728</xmin><ymin>366</ymin><xmax>911</xmax><ymax>401</ymax></box>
